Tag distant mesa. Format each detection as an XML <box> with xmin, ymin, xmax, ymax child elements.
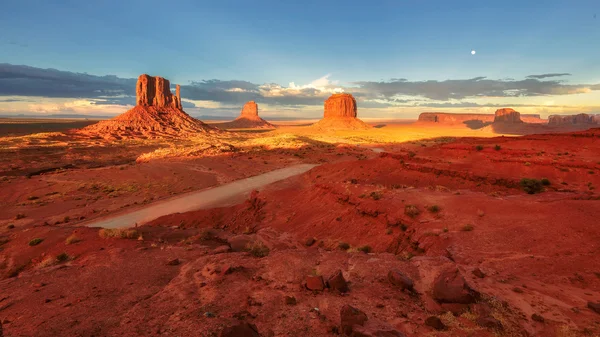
<box><xmin>418</xmin><ymin>110</ymin><xmax>543</xmax><ymax>127</ymax></box>
<box><xmin>493</xmin><ymin>108</ymin><xmax>522</xmax><ymax>123</ymax></box>
<box><xmin>82</xmin><ymin>74</ymin><xmax>216</xmax><ymax>139</ymax></box>
<box><xmin>214</xmin><ymin>101</ymin><xmax>275</xmax><ymax>129</ymax></box>
<box><xmin>312</xmin><ymin>93</ymin><xmax>371</xmax><ymax>130</ymax></box>
<box><xmin>548</xmin><ymin>113</ymin><xmax>600</xmax><ymax>126</ymax></box>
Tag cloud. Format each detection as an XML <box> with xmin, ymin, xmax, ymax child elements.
<box><xmin>526</xmin><ymin>73</ymin><xmax>571</xmax><ymax>79</ymax></box>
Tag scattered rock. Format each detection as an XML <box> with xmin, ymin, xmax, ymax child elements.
<box><xmin>440</xmin><ymin>303</ymin><xmax>469</xmax><ymax>316</ymax></box>
<box><xmin>285</xmin><ymin>296</ymin><xmax>297</xmax><ymax>305</ymax></box>
<box><xmin>204</xmin><ymin>312</ymin><xmax>215</xmax><ymax>318</ymax></box>
<box><xmin>228</xmin><ymin>235</ymin><xmax>253</xmax><ymax>252</ymax></box>
<box><xmin>220</xmin><ymin>322</ymin><xmax>260</xmax><ymax>337</ymax></box>
<box><xmin>588</xmin><ymin>301</ymin><xmax>600</xmax><ymax>314</ymax></box>
<box><xmin>306</xmin><ymin>275</ymin><xmax>325</xmax><ymax>291</ymax></box>
<box><xmin>305</xmin><ymin>237</ymin><xmax>316</xmax><ymax>247</ymax></box>
<box><xmin>472</xmin><ymin>268</ymin><xmax>485</xmax><ymax>278</ymax></box>
<box><xmin>512</xmin><ymin>287</ymin><xmax>524</xmax><ymax>293</ymax></box>
<box><xmin>340</xmin><ymin>304</ymin><xmax>368</xmax><ymax>335</ymax></box>
<box><xmin>212</xmin><ymin>245</ymin><xmax>231</xmax><ymax>254</ymax></box>
<box><xmin>167</xmin><ymin>258</ymin><xmax>180</xmax><ymax>266</ymax></box>
<box><xmin>388</xmin><ymin>270</ymin><xmax>414</xmax><ymax>291</ymax></box>
<box><xmin>327</xmin><ymin>269</ymin><xmax>349</xmax><ymax>293</ymax></box>
<box><xmin>425</xmin><ymin>316</ymin><xmax>446</xmax><ymax>331</ymax></box>
<box><xmin>476</xmin><ymin>316</ymin><xmax>503</xmax><ymax>331</ymax></box>
<box><xmin>432</xmin><ymin>268</ymin><xmax>477</xmax><ymax>304</ymax></box>
<box><xmin>470</xmin><ymin>303</ymin><xmax>492</xmax><ymax>317</ymax></box>
<box><xmin>531</xmin><ymin>313</ymin><xmax>545</xmax><ymax>322</ymax></box>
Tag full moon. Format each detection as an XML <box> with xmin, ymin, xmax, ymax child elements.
<box><xmin>471</xmin><ymin>50</ymin><xmax>476</xmax><ymax>55</ymax></box>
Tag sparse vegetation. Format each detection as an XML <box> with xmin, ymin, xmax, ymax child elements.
<box><xmin>385</xmin><ymin>228</ymin><xmax>393</xmax><ymax>235</ymax></box>
<box><xmin>400</xmin><ymin>223</ymin><xmax>408</xmax><ymax>231</ymax></box>
<box><xmin>443</xmin><ymin>227</ymin><xmax>449</xmax><ymax>233</ymax></box>
<box><xmin>461</xmin><ymin>224</ymin><xmax>474</xmax><ymax>232</ymax></box>
<box><xmin>475</xmin><ymin>145</ymin><xmax>484</xmax><ymax>151</ymax></box>
<box><xmin>246</xmin><ymin>241</ymin><xmax>270</xmax><ymax>258</ymax></box>
<box><xmin>541</xmin><ymin>178</ymin><xmax>551</xmax><ymax>186</ymax></box>
<box><xmin>494</xmin><ymin>145</ymin><xmax>501</xmax><ymax>151</ymax></box>
<box><xmin>427</xmin><ymin>205</ymin><xmax>440</xmax><ymax>213</ymax></box>
<box><xmin>520</xmin><ymin>178</ymin><xmax>544</xmax><ymax>194</ymax></box>
<box><xmin>369</xmin><ymin>191</ymin><xmax>382</xmax><ymax>200</ymax></box>
<box><xmin>7</xmin><ymin>224</ymin><xmax>15</xmax><ymax>229</ymax></box>
<box><xmin>65</xmin><ymin>234</ymin><xmax>81</xmax><ymax>245</ymax></box>
<box><xmin>98</xmin><ymin>228</ymin><xmax>139</xmax><ymax>239</ymax></box>
<box><xmin>338</xmin><ymin>242</ymin><xmax>350</xmax><ymax>250</ymax></box>
<box><xmin>27</xmin><ymin>196</ymin><xmax>39</xmax><ymax>200</ymax></box>
<box><xmin>404</xmin><ymin>205</ymin><xmax>420</xmax><ymax>218</ymax></box>
<box><xmin>28</xmin><ymin>238</ymin><xmax>43</xmax><ymax>246</ymax></box>
<box><xmin>408</xmin><ymin>151</ymin><xmax>416</xmax><ymax>158</ymax></box>
<box><xmin>15</xmin><ymin>213</ymin><xmax>26</xmax><ymax>220</ymax></box>
<box><xmin>357</xmin><ymin>245</ymin><xmax>372</xmax><ymax>253</ymax></box>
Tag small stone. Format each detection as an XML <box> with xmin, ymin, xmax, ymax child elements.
<box><xmin>425</xmin><ymin>316</ymin><xmax>446</xmax><ymax>331</ymax></box>
<box><xmin>305</xmin><ymin>237</ymin><xmax>316</xmax><ymax>247</ymax></box>
<box><xmin>388</xmin><ymin>270</ymin><xmax>414</xmax><ymax>291</ymax></box>
<box><xmin>472</xmin><ymin>268</ymin><xmax>485</xmax><ymax>278</ymax></box>
<box><xmin>531</xmin><ymin>313</ymin><xmax>545</xmax><ymax>322</ymax></box>
<box><xmin>167</xmin><ymin>258</ymin><xmax>180</xmax><ymax>266</ymax></box>
<box><xmin>327</xmin><ymin>269</ymin><xmax>349</xmax><ymax>293</ymax></box>
<box><xmin>340</xmin><ymin>304</ymin><xmax>368</xmax><ymax>335</ymax></box>
<box><xmin>512</xmin><ymin>287</ymin><xmax>524</xmax><ymax>293</ymax></box>
<box><xmin>588</xmin><ymin>301</ymin><xmax>600</xmax><ymax>314</ymax></box>
<box><xmin>306</xmin><ymin>275</ymin><xmax>325</xmax><ymax>291</ymax></box>
<box><xmin>285</xmin><ymin>296</ymin><xmax>297</xmax><ymax>305</ymax></box>
<box><xmin>220</xmin><ymin>322</ymin><xmax>259</xmax><ymax>337</ymax></box>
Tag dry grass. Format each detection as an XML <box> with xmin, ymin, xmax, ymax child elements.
<box><xmin>98</xmin><ymin>228</ymin><xmax>139</xmax><ymax>239</ymax></box>
<box><xmin>461</xmin><ymin>224</ymin><xmax>474</xmax><ymax>232</ymax></box>
<box><xmin>65</xmin><ymin>234</ymin><xmax>81</xmax><ymax>245</ymax></box>
<box><xmin>37</xmin><ymin>252</ymin><xmax>72</xmax><ymax>269</ymax></box>
<box><xmin>246</xmin><ymin>241</ymin><xmax>270</xmax><ymax>258</ymax></box>
<box><xmin>404</xmin><ymin>205</ymin><xmax>420</xmax><ymax>218</ymax></box>
<box><xmin>28</xmin><ymin>238</ymin><xmax>43</xmax><ymax>246</ymax></box>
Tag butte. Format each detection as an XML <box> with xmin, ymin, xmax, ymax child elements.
<box><xmin>82</xmin><ymin>74</ymin><xmax>217</xmax><ymax>139</ymax></box>
<box><xmin>311</xmin><ymin>93</ymin><xmax>371</xmax><ymax>130</ymax></box>
<box><xmin>215</xmin><ymin>101</ymin><xmax>275</xmax><ymax>129</ymax></box>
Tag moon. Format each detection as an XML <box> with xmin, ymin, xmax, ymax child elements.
<box><xmin>471</xmin><ymin>50</ymin><xmax>476</xmax><ymax>55</ymax></box>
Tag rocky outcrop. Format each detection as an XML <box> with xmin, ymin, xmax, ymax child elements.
<box><xmin>419</xmin><ymin>112</ymin><xmax>543</xmax><ymax>126</ymax></box>
<box><xmin>82</xmin><ymin>74</ymin><xmax>215</xmax><ymax>139</ymax></box>
<box><xmin>312</xmin><ymin>93</ymin><xmax>370</xmax><ymax>130</ymax></box>
<box><xmin>432</xmin><ymin>268</ymin><xmax>478</xmax><ymax>304</ymax></box>
<box><xmin>136</xmin><ymin>74</ymin><xmax>182</xmax><ymax>109</ymax></box>
<box><xmin>494</xmin><ymin>108</ymin><xmax>523</xmax><ymax>123</ymax></box>
<box><xmin>548</xmin><ymin>113</ymin><xmax>600</xmax><ymax>125</ymax></box>
<box><xmin>324</xmin><ymin>93</ymin><xmax>357</xmax><ymax>118</ymax></box>
<box><xmin>214</xmin><ymin>101</ymin><xmax>275</xmax><ymax>129</ymax></box>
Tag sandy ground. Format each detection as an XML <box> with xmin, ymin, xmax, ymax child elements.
<box><xmin>1</xmin><ymin>120</ymin><xmax>600</xmax><ymax>336</ymax></box>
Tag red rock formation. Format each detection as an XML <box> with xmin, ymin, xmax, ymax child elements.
<box><xmin>419</xmin><ymin>112</ymin><xmax>544</xmax><ymax>125</ymax></box>
<box><xmin>548</xmin><ymin>113</ymin><xmax>599</xmax><ymax>125</ymax></box>
<box><xmin>215</xmin><ymin>101</ymin><xmax>275</xmax><ymax>129</ymax></box>
<box><xmin>312</xmin><ymin>93</ymin><xmax>370</xmax><ymax>130</ymax></box>
<box><xmin>324</xmin><ymin>93</ymin><xmax>357</xmax><ymax>118</ymax></box>
<box><xmin>82</xmin><ymin>74</ymin><xmax>214</xmax><ymax>139</ymax></box>
<box><xmin>494</xmin><ymin>108</ymin><xmax>523</xmax><ymax>123</ymax></box>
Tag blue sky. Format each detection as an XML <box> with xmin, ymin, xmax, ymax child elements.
<box><xmin>1</xmin><ymin>0</ymin><xmax>600</xmax><ymax>118</ymax></box>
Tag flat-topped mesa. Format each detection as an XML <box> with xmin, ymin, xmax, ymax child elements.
<box><xmin>494</xmin><ymin>108</ymin><xmax>523</xmax><ymax>123</ymax></box>
<box><xmin>136</xmin><ymin>74</ymin><xmax>182</xmax><ymax>109</ymax></box>
<box><xmin>240</xmin><ymin>101</ymin><xmax>259</xmax><ymax>118</ymax></box>
<box><xmin>548</xmin><ymin>113</ymin><xmax>600</xmax><ymax>125</ymax></box>
<box><xmin>324</xmin><ymin>93</ymin><xmax>357</xmax><ymax>118</ymax></box>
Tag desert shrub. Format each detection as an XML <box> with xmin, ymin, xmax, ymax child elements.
<box><xmin>428</xmin><ymin>205</ymin><xmax>440</xmax><ymax>213</ymax></box>
<box><xmin>520</xmin><ymin>178</ymin><xmax>544</xmax><ymax>194</ymax></box>
<box><xmin>385</xmin><ymin>228</ymin><xmax>393</xmax><ymax>235</ymax></box>
<box><xmin>400</xmin><ymin>224</ymin><xmax>408</xmax><ymax>231</ymax></box>
<box><xmin>15</xmin><ymin>213</ymin><xmax>26</xmax><ymax>220</ymax></box>
<box><xmin>461</xmin><ymin>224</ymin><xmax>474</xmax><ymax>232</ymax></box>
<box><xmin>27</xmin><ymin>196</ymin><xmax>39</xmax><ymax>200</ymax></box>
<box><xmin>370</xmin><ymin>191</ymin><xmax>382</xmax><ymax>200</ymax></box>
<box><xmin>408</xmin><ymin>152</ymin><xmax>416</xmax><ymax>158</ymax></box>
<box><xmin>338</xmin><ymin>242</ymin><xmax>350</xmax><ymax>250</ymax></box>
<box><xmin>357</xmin><ymin>245</ymin><xmax>372</xmax><ymax>253</ymax></box>
<box><xmin>65</xmin><ymin>234</ymin><xmax>81</xmax><ymax>245</ymax></box>
<box><xmin>7</xmin><ymin>224</ymin><xmax>15</xmax><ymax>229</ymax></box>
<box><xmin>443</xmin><ymin>227</ymin><xmax>449</xmax><ymax>233</ymax></box>
<box><xmin>63</xmin><ymin>216</ymin><xmax>70</xmax><ymax>223</ymax></box>
<box><xmin>475</xmin><ymin>145</ymin><xmax>484</xmax><ymax>151</ymax></box>
<box><xmin>199</xmin><ymin>228</ymin><xmax>215</xmax><ymax>240</ymax></box>
<box><xmin>56</xmin><ymin>252</ymin><xmax>71</xmax><ymax>262</ymax></box>
<box><xmin>494</xmin><ymin>145</ymin><xmax>501</xmax><ymax>151</ymax></box>
<box><xmin>541</xmin><ymin>178</ymin><xmax>551</xmax><ymax>186</ymax></box>
<box><xmin>404</xmin><ymin>205</ymin><xmax>420</xmax><ymax>218</ymax></box>
<box><xmin>37</xmin><ymin>257</ymin><xmax>57</xmax><ymax>268</ymax></box>
<box><xmin>98</xmin><ymin>228</ymin><xmax>139</xmax><ymax>239</ymax></box>
<box><xmin>246</xmin><ymin>241</ymin><xmax>270</xmax><ymax>258</ymax></box>
<box><xmin>29</xmin><ymin>238</ymin><xmax>43</xmax><ymax>246</ymax></box>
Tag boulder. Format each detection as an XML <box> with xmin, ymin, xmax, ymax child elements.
<box><xmin>432</xmin><ymin>268</ymin><xmax>477</xmax><ymax>304</ymax></box>
<box><xmin>306</xmin><ymin>275</ymin><xmax>325</xmax><ymax>291</ymax></box>
<box><xmin>228</xmin><ymin>235</ymin><xmax>254</xmax><ymax>252</ymax></box>
<box><xmin>388</xmin><ymin>270</ymin><xmax>414</xmax><ymax>291</ymax></box>
<box><xmin>327</xmin><ymin>269</ymin><xmax>349</xmax><ymax>293</ymax></box>
<box><xmin>425</xmin><ymin>316</ymin><xmax>446</xmax><ymax>331</ymax></box>
<box><xmin>493</xmin><ymin>108</ymin><xmax>522</xmax><ymax>123</ymax></box>
<box><xmin>588</xmin><ymin>301</ymin><xmax>600</xmax><ymax>314</ymax></box>
<box><xmin>219</xmin><ymin>322</ymin><xmax>260</xmax><ymax>337</ymax></box>
<box><xmin>324</xmin><ymin>93</ymin><xmax>357</xmax><ymax>118</ymax></box>
<box><xmin>340</xmin><ymin>305</ymin><xmax>368</xmax><ymax>335</ymax></box>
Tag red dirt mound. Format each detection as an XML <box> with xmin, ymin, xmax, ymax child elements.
<box><xmin>81</xmin><ymin>74</ymin><xmax>217</xmax><ymax>139</ymax></box>
<box><xmin>215</xmin><ymin>101</ymin><xmax>275</xmax><ymax>129</ymax></box>
<box><xmin>312</xmin><ymin>93</ymin><xmax>371</xmax><ymax>130</ymax></box>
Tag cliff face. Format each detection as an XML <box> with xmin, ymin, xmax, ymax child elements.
<box><xmin>493</xmin><ymin>108</ymin><xmax>523</xmax><ymax>123</ymax></box>
<box><xmin>136</xmin><ymin>74</ymin><xmax>182</xmax><ymax>110</ymax></box>
<box><xmin>324</xmin><ymin>94</ymin><xmax>357</xmax><ymax>118</ymax></box>
<box><xmin>240</xmin><ymin>101</ymin><xmax>259</xmax><ymax>118</ymax></box>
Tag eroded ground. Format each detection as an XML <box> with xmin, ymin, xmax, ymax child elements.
<box><xmin>1</xmin><ymin>123</ymin><xmax>599</xmax><ymax>336</ymax></box>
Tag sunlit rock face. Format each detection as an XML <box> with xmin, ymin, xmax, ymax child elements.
<box><xmin>136</xmin><ymin>74</ymin><xmax>181</xmax><ymax>110</ymax></box>
<box><xmin>240</xmin><ymin>101</ymin><xmax>259</xmax><ymax>118</ymax></box>
<box><xmin>493</xmin><ymin>108</ymin><xmax>522</xmax><ymax>123</ymax></box>
<box><xmin>324</xmin><ymin>93</ymin><xmax>357</xmax><ymax>118</ymax></box>
<box><xmin>548</xmin><ymin>113</ymin><xmax>599</xmax><ymax>125</ymax></box>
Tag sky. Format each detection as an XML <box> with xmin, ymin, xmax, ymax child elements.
<box><xmin>1</xmin><ymin>0</ymin><xmax>600</xmax><ymax>119</ymax></box>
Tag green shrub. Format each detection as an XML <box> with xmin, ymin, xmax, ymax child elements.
<box><xmin>29</xmin><ymin>238</ymin><xmax>43</xmax><ymax>246</ymax></box>
<box><xmin>475</xmin><ymin>145</ymin><xmax>484</xmax><ymax>151</ymax></box>
<box><xmin>428</xmin><ymin>205</ymin><xmax>440</xmax><ymax>213</ymax></box>
<box><xmin>494</xmin><ymin>145</ymin><xmax>501</xmax><ymax>151</ymax></box>
<box><xmin>520</xmin><ymin>178</ymin><xmax>544</xmax><ymax>194</ymax></box>
<box><xmin>338</xmin><ymin>242</ymin><xmax>350</xmax><ymax>250</ymax></box>
<box><xmin>541</xmin><ymin>178</ymin><xmax>551</xmax><ymax>186</ymax></box>
<box><xmin>357</xmin><ymin>245</ymin><xmax>372</xmax><ymax>253</ymax></box>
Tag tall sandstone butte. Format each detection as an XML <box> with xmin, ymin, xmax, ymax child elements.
<box><xmin>240</xmin><ymin>101</ymin><xmax>259</xmax><ymax>118</ymax></box>
<box><xmin>494</xmin><ymin>108</ymin><xmax>522</xmax><ymax>123</ymax></box>
<box><xmin>136</xmin><ymin>74</ymin><xmax>182</xmax><ymax>109</ymax></box>
<box><xmin>324</xmin><ymin>93</ymin><xmax>357</xmax><ymax>118</ymax></box>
